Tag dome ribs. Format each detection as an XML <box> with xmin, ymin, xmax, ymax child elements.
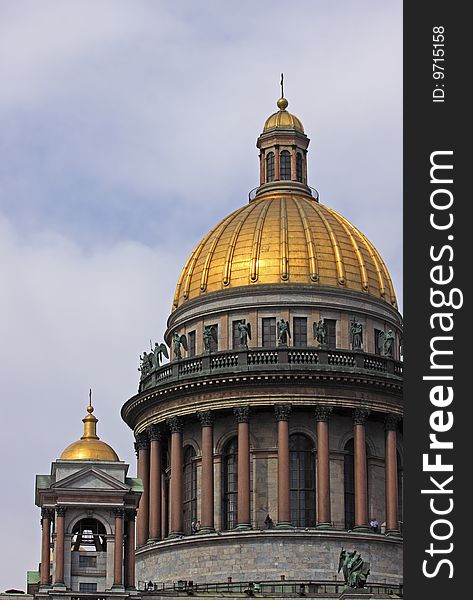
<box><xmin>200</xmin><ymin>205</ymin><xmax>248</xmax><ymax>293</ymax></box>
<box><xmin>294</xmin><ymin>198</ymin><xmax>319</xmax><ymax>282</ymax></box>
<box><xmin>309</xmin><ymin>201</ymin><xmax>346</xmax><ymax>286</ymax></box>
<box><xmin>280</xmin><ymin>198</ymin><xmax>289</xmax><ymax>281</ymax></box>
<box><xmin>222</xmin><ymin>201</ymin><xmax>260</xmax><ymax>287</ymax></box>
<box><xmin>326</xmin><ymin>207</ymin><xmax>369</xmax><ymax>292</ymax></box>
<box><xmin>249</xmin><ymin>200</ymin><xmax>271</xmax><ymax>283</ymax></box>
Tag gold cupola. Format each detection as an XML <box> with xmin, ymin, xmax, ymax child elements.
<box><xmin>60</xmin><ymin>398</ymin><xmax>119</xmax><ymax>461</ymax></box>
<box><xmin>172</xmin><ymin>87</ymin><xmax>397</xmax><ymax>310</ymax></box>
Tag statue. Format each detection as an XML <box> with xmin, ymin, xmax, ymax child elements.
<box><xmin>313</xmin><ymin>318</ymin><xmax>327</xmax><ymax>347</ymax></box>
<box><xmin>277</xmin><ymin>319</ymin><xmax>291</xmax><ymax>346</ymax></box>
<box><xmin>138</xmin><ymin>352</ymin><xmax>153</xmax><ymax>379</ymax></box>
<box><xmin>381</xmin><ymin>329</ymin><xmax>394</xmax><ymax>357</ymax></box>
<box><xmin>350</xmin><ymin>318</ymin><xmax>363</xmax><ymax>350</ymax></box>
<box><xmin>203</xmin><ymin>325</ymin><xmax>218</xmax><ymax>352</ymax></box>
<box><xmin>151</xmin><ymin>341</ymin><xmax>169</xmax><ymax>368</ymax></box>
<box><xmin>237</xmin><ymin>320</ymin><xmax>251</xmax><ymax>348</ymax></box>
<box><xmin>173</xmin><ymin>332</ymin><xmax>188</xmax><ymax>360</ymax></box>
<box><xmin>338</xmin><ymin>548</ymin><xmax>371</xmax><ymax>589</ymax></box>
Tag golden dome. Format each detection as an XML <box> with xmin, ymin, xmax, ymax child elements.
<box><xmin>263</xmin><ymin>97</ymin><xmax>304</xmax><ymax>133</ymax></box>
<box><xmin>173</xmin><ymin>192</ymin><xmax>396</xmax><ymax>310</ymax></box>
<box><xmin>60</xmin><ymin>401</ymin><xmax>119</xmax><ymax>461</ymax></box>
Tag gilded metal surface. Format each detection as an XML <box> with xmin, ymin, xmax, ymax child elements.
<box><xmin>172</xmin><ymin>193</ymin><xmax>397</xmax><ymax>310</ymax></box>
<box><xmin>264</xmin><ymin>109</ymin><xmax>304</xmax><ymax>133</ymax></box>
<box><xmin>60</xmin><ymin>403</ymin><xmax>119</xmax><ymax>461</ymax></box>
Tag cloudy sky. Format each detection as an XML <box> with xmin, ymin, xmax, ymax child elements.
<box><xmin>0</xmin><ymin>0</ymin><xmax>402</xmax><ymax>590</ymax></box>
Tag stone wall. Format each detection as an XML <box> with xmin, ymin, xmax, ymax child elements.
<box><xmin>136</xmin><ymin>530</ymin><xmax>402</xmax><ymax>586</ymax></box>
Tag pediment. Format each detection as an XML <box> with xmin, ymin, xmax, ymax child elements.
<box><xmin>52</xmin><ymin>467</ymin><xmax>130</xmax><ymax>492</ymax></box>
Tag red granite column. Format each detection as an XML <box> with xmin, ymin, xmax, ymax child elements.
<box><xmin>148</xmin><ymin>425</ymin><xmax>163</xmax><ymax>541</ymax></box>
<box><xmin>274</xmin><ymin>404</ymin><xmax>291</xmax><ymax>528</ymax></box>
<box><xmin>113</xmin><ymin>508</ymin><xmax>124</xmax><ymax>588</ymax></box>
<box><xmin>291</xmin><ymin>146</ymin><xmax>297</xmax><ymax>181</ymax></box>
<box><xmin>353</xmin><ymin>409</ymin><xmax>370</xmax><ymax>531</ymax></box>
<box><xmin>53</xmin><ymin>506</ymin><xmax>66</xmax><ymax>586</ymax></box>
<box><xmin>40</xmin><ymin>508</ymin><xmax>53</xmax><ymax>587</ymax></box>
<box><xmin>259</xmin><ymin>150</ymin><xmax>265</xmax><ymax>184</ymax></box>
<box><xmin>124</xmin><ymin>509</ymin><xmax>137</xmax><ymax>589</ymax></box>
<box><xmin>234</xmin><ymin>406</ymin><xmax>251</xmax><ymax>529</ymax></box>
<box><xmin>197</xmin><ymin>410</ymin><xmax>215</xmax><ymax>533</ymax></box>
<box><xmin>385</xmin><ymin>414</ymin><xmax>400</xmax><ymax>535</ymax></box>
<box><xmin>135</xmin><ymin>432</ymin><xmax>150</xmax><ymax>546</ymax></box>
<box><xmin>315</xmin><ymin>406</ymin><xmax>333</xmax><ymax>528</ymax></box>
<box><xmin>168</xmin><ymin>416</ymin><xmax>184</xmax><ymax>536</ymax></box>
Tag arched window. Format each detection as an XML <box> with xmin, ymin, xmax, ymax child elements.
<box><xmin>290</xmin><ymin>433</ymin><xmax>315</xmax><ymax>527</ymax></box>
<box><xmin>183</xmin><ymin>446</ymin><xmax>197</xmax><ymax>535</ymax></box>
<box><xmin>71</xmin><ymin>518</ymin><xmax>107</xmax><ymax>552</ymax></box>
<box><xmin>222</xmin><ymin>437</ymin><xmax>238</xmax><ymax>530</ymax></box>
<box><xmin>296</xmin><ymin>153</ymin><xmax>303</xmax><ymax>182</ymax></box>
<box><xmin>266</xmin><ymin>152</ymin><xmax>275</xmax><ymax>182</ymax></box>
<box><xmin>343</xmin><ymin>438</ymin><xmax>355</xmax><ymax>530</ymax></box>
<box><xmin>280</xmin><ymin>150</ymin><xmax>291</xmax><ymax>180</ymax></box>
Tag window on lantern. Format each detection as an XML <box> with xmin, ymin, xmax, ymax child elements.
<box><xmin>296</xmin><ymin>153</ymin><xmax>303</xmax><ymax>182</ymax></box>
<box><xmin>280</xmin><ymin>150</ymin><xmax>291</xmax><ymax>180</ymax></box>
<box><xmin>266</xmin><ymin>152</ymin><xmax>275</xmax><ymax>182</ymax></box>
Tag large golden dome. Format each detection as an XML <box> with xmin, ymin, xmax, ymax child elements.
<box><xmin>172</xmin><ymin>191</ymin><xmax>396</xmax><ymax>310</ymax></box>
<box><xmin>60</xmin><ymin>402</ymin><xmax>119</xmax><ymax>461</ymax></box>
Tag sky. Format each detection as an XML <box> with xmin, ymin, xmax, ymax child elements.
<box><xmin>0</xmin><ymin>0</ymin><xmax>402</xmax><ymax>590</ymax></box>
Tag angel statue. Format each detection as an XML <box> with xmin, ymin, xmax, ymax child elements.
<box><xmin>238</xmin><ymin>320</ymin><xmax>251</xmax><ymax>348</ymax></box>
<box><xmin>277</xmin><ymin>319</ymin><xmax>291</xmax><ymax>346</ymax></box>
<box><xmin>173</xmin><ymin>332</ymin><xmax>188</xmax><ymax>360</ymax></box>
<box><xmin>338</xmin><ymin>548</ymin><xmax>370</xmax><ymax>589</ymax></box>
<box><xmin>349</xmin><ymin>318</ymin><xmax>363</xmax><ymax>350</ymax></box>
<box><xmin>151</xmin><ymin>340</ymin><xmax>169</xmax><ymax>368</ymax></box>
<box><xmin>313</xmin><ymin>318</ymin><xmax>327</xmax><ymax>347</ymax></box>
<box><xmin>203</xmin><ymin>325</ymin><xmax>218</xmax><ymax>352</ymax></box>
<box><xmin>380</xmin><ymin>329</ymin><xmax>395</xmax><ymax>357</ymax></box>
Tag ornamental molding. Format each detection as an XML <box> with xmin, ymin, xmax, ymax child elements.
<box><xmin>315</xmin><ymin>405</ymin><xmax>333</xmax><ymax>422</ymax></box>
<box><xmin>274</xmin><ymin>403</ymin><xmax>292</xmax><ymax>421</ymax></box>
<box><xmin>167</xmin><ymin>416</ymin><xmax>184</xmax><ymax>433</ymax></box>
<box><xmin>353</xmin><ymin>408</ymin><xmax>370</xmax><ymax>425</ymax></box>
<box><xmin>197</xmin><ymin>410</ymin><xmax>215</xmax><ymax>427</ymax></box>
<box><xmin>234</xmin><ymin>405</ymin><xmax>250</xmax><ymax>423</ymax></box>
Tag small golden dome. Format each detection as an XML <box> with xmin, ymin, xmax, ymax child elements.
<box><xmin>173</xmin><ymin>193</ymin><xmax>397</xmax><ymax>310</ymax></box>
<box><xmin>263</xmin><ymin>97</ymin><xmax>304</xmax><ymax>133</ymax></box>
<box><xmin>60</xmin><ymin>400</ymin><xmax>119</xmax><ymax>461</ymax></box>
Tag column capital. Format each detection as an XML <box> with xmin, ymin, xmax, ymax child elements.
<box><xmin>148</xmin><ymin>423</ymin><xmax>163</xmax><ymax>441</ymax></box>
<box><xmin>167</xmin><ymin>415</ymin><xmax>184</xmax><ymax>433</ymax></box>
<box><xmin>385</xmin><ymin>414</ymin><xmax>401</xmax><ymax>431</ymax></box>
<box><xmin>41</xmin><ymin>507</ymin><xmax>54</xmax><ymax>520</ymax></box>
<box><xmin>113</xmin><ymin>507</ymin><xmax>125</xmax><ymax>518</ymax></box>
<box><xmin>197</xmin><ymin>410</ymin><xmax>215</xmax><ymax>427</ymax></box>
<box><xmin>134</xmin><ymin>431</ymin><xmax>150</xmax><ymax>452</ymax></box>
<box><xmin>56</xmin><ymin>506</ymin><xmax>66</xmax><ymax>517</ymax></box>
<box><xmin>353</xmin><ymin>408</ymin><xmax>370</xmax><ymax>425</ymax></box>
<box><xmin>125</xmin><ymin>508</ymin><xmax>137</xmax><ymax>521</ymax></box>
<box><xmin>274</xmin><ymin>403</ymin><xmax>292</xmax><ymax>421</ymax></box>
<box><xmin>315</xmin><ymin>405</ymin><xmax>333</xmax><ymax>422</ymax></box>
<box><xmin>234</xmin><ymin>405</ymin><xmax>250</xmax><ymax>423</ymax></box>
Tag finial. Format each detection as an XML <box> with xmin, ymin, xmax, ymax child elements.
<box><xmin>87</xmin><ymin>388</ymin><xmax>94</xmax><ymax>413</ymax></box>
<box><xmin>277</xmin><ymin>73</ymin><xmax>288</xmax><ymax>110</ymax></box>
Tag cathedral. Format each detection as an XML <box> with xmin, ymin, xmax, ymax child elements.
<box><xmin>28</xmin><ymin>91</ymin><xmax>403</xmax><ymax>600</ymax></box>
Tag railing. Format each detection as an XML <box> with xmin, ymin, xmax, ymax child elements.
<box><xmin>248</xmin><ymin>186</ymin><xmax>319</xmax><ymax>202</ymax></box>
<box><xmin>139</xmin><ymin>578</ymin><xmax>402</xmax><ymax>597</ymax></box>
<box><xmin>138</xmin><ymin>347</ymin><xmax>402</xmax><ymax>393</ymax></box>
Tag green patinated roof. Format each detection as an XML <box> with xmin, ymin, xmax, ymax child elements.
<box><xmin>126</xmin><ymin>477</ymin><xmax>143</xmax><ymax>493</ymax></box>
<box><xmin>27</xmin><ymin>571</ymin><xmax>40</xmax><ymax>584</ymax></box>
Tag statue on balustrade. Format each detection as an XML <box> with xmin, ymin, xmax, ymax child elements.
<box><xmin>238</xmin><ymin>320</ymin><xmax>252</xmax><ymax>348</ymax></box>
<box><xmin>151</xmin><ymin>340</ymin><xmax>169</xmax><ymax>368</ymax></box>
<box><xmin>313</xmin><ymin>318</ymin><xmax>327</xmax><ymax>347</ymax></box>
<box><xmin>381</xmin><ymin>329</ymin><xmax>394</xmax><ymax>357</ymax></box>
<box><xmin>203</xmin><ymin>325</ymin><xmax>218</xmax><ymax>352</ymax></box>
<box><xmin>173</xmin><ymin>332</ymin><xmax>188</xmax><ymax>360</ymax></box>
<box><xmin>338</xmin><ymin>548</ymin><xmax>371</xmax><ymax>589</ymax></box>
<box><xmin>277</xmin><ymin>319</ymin><xmax>291</xmax><ymax>346</ymax></box>
<box><xmin>138</xmin><ymin>352</ymin><xmax>153</xmax><ymax>379</ymax></box>
<box><xmin>349</xmin><ymin>318</ymin><xmax>363</xmax><ymax>350</ymax></box>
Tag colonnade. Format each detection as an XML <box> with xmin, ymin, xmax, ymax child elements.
<box><xmin>134</xmin><ymin>406</ymin><xmax>401</xmax><ymax>545</ymax></box>
<box><xmin>39</xmin><ymin>506</ymin><xmax>137</xmax><ymax>589</ymax></box>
